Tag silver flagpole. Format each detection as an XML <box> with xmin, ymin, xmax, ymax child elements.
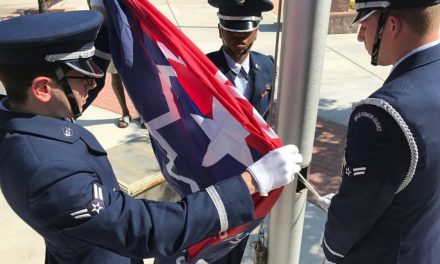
<box><xmin>267</xmin><ymin>0</ymin><xmax>331</xmax><ymax>263</ymax></box>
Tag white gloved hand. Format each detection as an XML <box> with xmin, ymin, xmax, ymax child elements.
<box><xmin>317</xmin><ymin>193</ymin><xmax>336</xmax><ymax>212</ymax></box>
<box><xmin>247</xmin><ymin>145</ymin><xmax>303</xmax><ymax>196</ymax></box>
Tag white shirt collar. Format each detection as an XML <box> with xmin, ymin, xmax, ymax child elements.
<box><xmin>222</xmin><ymin>48</ymin><xmax>250</xmax><ymax>75</ymax></box>
<box><xmin>391</xmin><ymin>39</ymin><xmax>440</xmax><ymax>73</ymax></box>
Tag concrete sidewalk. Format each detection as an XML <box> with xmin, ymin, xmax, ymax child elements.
<box><xmin>0</xmin><ymin>0</ymin><xmax>392</xmax><ymax>263</ymax></box>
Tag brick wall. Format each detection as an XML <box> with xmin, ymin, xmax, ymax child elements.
<box><xmin>331</xmin><ymin>0</ymin><xmax>349</xmax><ymax>12</ymax></box>
<box><xmin>328</xmin><ymin>0</ymin><xmax>357</xmax><ymax>34</ymax></box>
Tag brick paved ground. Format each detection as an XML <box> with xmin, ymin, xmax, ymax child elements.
<box><xmin>91</xmin><ymin>75</ymin><xmax>140</xmax><ymax>120</ymax></box>
<box><xmin>308</xmin><ymin>117</ymin><xmax>346</xmax><ymax>203</ymax></box>
<box><xmin>92</xmin><ymin>80</ymin><xmax>347</xmax><ymax>201</ymax></box>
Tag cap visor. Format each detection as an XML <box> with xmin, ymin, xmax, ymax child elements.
<box><xmin>220</xmin><ymin>20</ymin><xmax>259</xmax><ymax>32</ymax></box>
<box><xmin>351</xmin><ymin>10</ymin><xmax>377</xmax><ymax>26</ymax></box>
<box><xmin>63</xmin><ymin>59</ymin><xmax>104</xmax><ymax>78</ymax></box>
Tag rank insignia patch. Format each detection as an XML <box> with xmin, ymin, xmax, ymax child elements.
<box><xmin>343</xmin><ymin>163</ymin><xmax>367</xmax><ymax>177</ymax></box>
<box><xmin>70</xmin><ymin>183</ymin><xmax>105</xmax><ymax>219</ymax></box>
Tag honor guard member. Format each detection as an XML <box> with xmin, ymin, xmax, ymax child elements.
<box><xmin>202</xmin><ymin>1</ymin><xmax>275</xmax><ymax>263</ymax></box>
<box><xmin>322</xmin><ymin>0</ymin><xmax>440</xmax><ymax>263</ymax></box>
<box><xmin>207</xmin><ymin>0</ymin><xmax>274</xmax><ymax>119</ymax></box>
<box><xmin>0</xmin><ymin>11</ymin><xmax>303</xmax><ymax>264</ymax></box>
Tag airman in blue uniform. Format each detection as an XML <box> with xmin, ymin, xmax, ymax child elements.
<box><xmin>207</xmin><ymin>0</ymin><xmax>274</xmax><ymax>119</ymax></box>
<box><xmin>323</xmin><ymin>0</ymin><xmax>440</xmax><ymax>263</ymax></box>
<box><xmin>0</xmin><ymin>10</ymin><xmax>302</xmax><ymax>264</ymax></box>
<box><xmin>202</xmin><ymin>1</ymin><xmax>275</xmax><ymax>263</ymax></box>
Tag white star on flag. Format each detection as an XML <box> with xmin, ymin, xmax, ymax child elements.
<box><xmin>147</xmin><ymin>64</ymin><xmax>200</xmax><ymax>193</ymax></box>
<box><xmin>192</xmin><ymin>97</ymin><xmax>254</xmax><ymax>167</ymax></box>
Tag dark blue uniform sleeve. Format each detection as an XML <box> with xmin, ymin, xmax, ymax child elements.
<box><xmin>28</xmin><ymin>169</ymin><xmax>254</xmax><ymax>259</ymax></box>
<box><xmin>323</xmin><ymin>104</ymin><xmax>411</xmax><ymax>263</ymax></box>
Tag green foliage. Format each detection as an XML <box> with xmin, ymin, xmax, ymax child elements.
<box><xmin>349</xmin><ymin>0</ymin><xmax>355</xmax><ymax>10</ymax></box>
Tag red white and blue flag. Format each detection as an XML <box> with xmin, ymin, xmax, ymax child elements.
<box><xmin>106</xmin><ymin>0</ymin><xmax>283</xmax><ymax>262</ymax></box>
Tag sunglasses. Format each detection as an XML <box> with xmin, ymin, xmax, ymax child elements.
<box><xmin>64</xmin><ymin>76</ymin><xmax>96</xmax><ymax>86</ymax></box>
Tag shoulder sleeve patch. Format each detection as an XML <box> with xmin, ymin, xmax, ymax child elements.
<box><xmin>70</xmin><ymin>182</ymin><xmax>105</xmax><ymax>220</ymax></box>
<box><xmin>353</xmin><ymin>111</ymin><xmax>383</xmax><ymax>132</ymax></box>
<box><xmin>353</xmin><ymin>98</ymin><xmax>418</xmax><ymax>194</ymax></box>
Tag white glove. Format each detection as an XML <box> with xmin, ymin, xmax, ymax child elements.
<box><xmin>90</xmin><ymin>0</ymin><xmax>105</xmax><ymax>8</ymax></box>
<box><xmin>317</xmin><ymin>193</ymin><xmax>336</xmax><ymax>212</ymax></box>
<box><xmin>247</xmin><ymin>145</ymin><xmax>303</xmax><ymax>196</ymax></box>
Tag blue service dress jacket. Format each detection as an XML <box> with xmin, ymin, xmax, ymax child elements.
<box><xmin>206</xmin><ymin>49</ymin><xmax>274</xmax><ymax>118</ymax></box>
<box><xmin>323</xmin><ymin>43</ymin><xmax>440</xmax><ymax>264</ymax></box>
<box><xmin>0</xmin><ymin>110</ymin><xmax>255</xmax><ymax>264</ymax></box>
<box><xmin>205</xmin><ymin>48</ymin><xmax>273</xmax><ymax>264</ymax></box>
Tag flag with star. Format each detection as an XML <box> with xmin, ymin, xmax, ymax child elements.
<box><xmin>106</xmin><ymin>0</ymin><xmax>283</xmax><ymax>262</ymax></box>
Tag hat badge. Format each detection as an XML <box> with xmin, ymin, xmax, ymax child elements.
<box><xmin>236</xmin><ymin>0</ymin><xmax>246</xmax><ymax>6</ymax></box>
